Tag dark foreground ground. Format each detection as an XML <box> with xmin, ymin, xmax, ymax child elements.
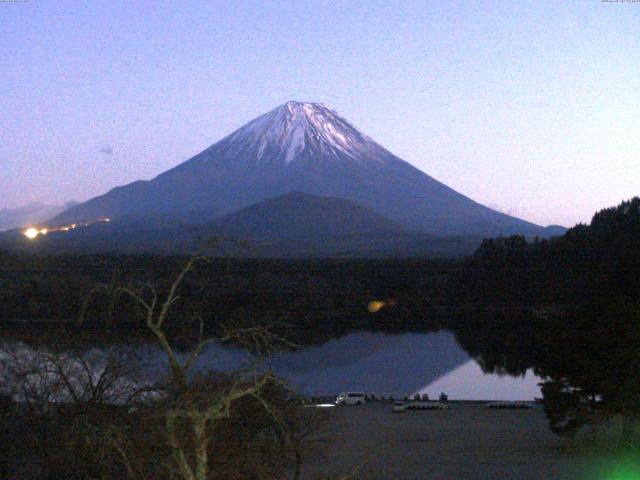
<box><xmin>304</xmin><ymin>403</ymin><xmax>639</xmax><ymax>480</ymax></box>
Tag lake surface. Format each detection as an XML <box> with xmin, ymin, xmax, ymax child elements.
<box><xmin>1</xmin><ymin>331</ymin><xmax>542</xmax><ymax>401</ymax></box>
<box><xmin>188</xmin><ymin>331</ymin><xmax>542</xmax><ymax>400</ymax></box>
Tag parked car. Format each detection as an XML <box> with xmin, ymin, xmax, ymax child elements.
<box><xmin>392</xmin><ymin>401</ymin><xmax>406</xmax><ymax>413</ymax></box>
<box><xmin>335</xmin><ymin>392</ymin><xmax>366</xmax><ymax>406</ymax></box>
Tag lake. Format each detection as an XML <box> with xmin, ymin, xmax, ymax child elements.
<box><xmin>0</xmin><ymin>331</ymin><xmax>541</xmax><ymax>400</ymax></box>
<box><xmin>1</xmin><ymin>330</ymin><xmax>542</xmax><ymax>401</ymax></box>
<box><xmin>154</xmin><ymin>330</ymin><xmax>541</xmax><ymax>400</ymax></box>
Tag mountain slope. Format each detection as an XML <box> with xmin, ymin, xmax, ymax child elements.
<box><xmin>200</xmin><ymin>192</ymin><xmax>481</xmax><ymax>257</ymax></box>
<box><xmin>0</xmin><ymin>203</ymin><xmax>73</xmax><ymax>232</ymax></box>
<box><xmin>208</xmin><ymin>191</ymin><xmax>407</xmax><ymax>240</ymax></box>
<box><xmin>50</xmin><ymin>101</ymin><xmax>549</xmax><ymax>236</ymax></box>
<box><xmin>2</xmin><ymin>193</ymin><xmax>482</xmax><ymax>258</ymax></box>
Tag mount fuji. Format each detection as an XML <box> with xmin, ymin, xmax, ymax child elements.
<box><xmin>50</xmin><ymin>101</ymin><xmax>552</xmax><ymax>238</ymax></box>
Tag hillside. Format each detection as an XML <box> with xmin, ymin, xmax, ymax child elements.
<box><xmin>1</xmin><ymin>193</ymin><xmax>482</xmax><ymax>258</ymax></box>
<box><xmin>49</xmin><ymin>102</ymin><xmax>553</xmax><ymax>238</ymax></box>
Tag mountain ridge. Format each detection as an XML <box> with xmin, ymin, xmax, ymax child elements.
<box><xmin>0</xmin><ymin>202</ymin><xmax>76</xmax><ymax>232</ymax></box>
<box><xmin>208</xmin><ymin>191</ymin><xmax>408</xmax><ymax>240</ymax></box>
<box><xmin>3</xmin><ymin>192</ymin><xmax>483</xmax><ymax>258</ymax></box>
<box><xmin>50</xmin><ymin>101</ymin><xmax>552</xmax><ymax>237</ymax></box>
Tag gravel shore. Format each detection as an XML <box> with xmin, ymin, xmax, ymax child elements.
<box><xmin>304</xmin><ymin>402</ymin><xmax>613</xmax><ymax>480</ymax></box>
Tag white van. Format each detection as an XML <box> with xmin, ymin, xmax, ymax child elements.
<box><xmin>335</xmin><ymin>392</ymin><xmax>366</xmax><ymax>406</ymax></box>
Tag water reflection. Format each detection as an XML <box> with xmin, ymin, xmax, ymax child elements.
<box><xmin>192</xmin><ymin>331</ymin><xmax>469</xmax><ymax>397</ymax></box>
<box><xmin>141</xmin><ymin>330</ymin><xmax>541</xmax><ymax>399</ymax></box>
<box><xmin>417</xmin><ymin>361</ymin><xmax>541</xmax><ymax>401</ymax></box>
<box><xmin>1</xmin><ymin>331</ymin><xmax>543</xmax><ymax>400</ymax></box>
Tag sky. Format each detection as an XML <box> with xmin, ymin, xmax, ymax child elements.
<box><xmin>1</xmin><ymin>0</ymin><xmax>639</xmax><ymax>227</ymax></box>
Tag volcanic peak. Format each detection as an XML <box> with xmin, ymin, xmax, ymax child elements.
<box><xmin>220</xmin><ymin>101</ymin><xmax>375</xmax><ymax>165</ymax></box>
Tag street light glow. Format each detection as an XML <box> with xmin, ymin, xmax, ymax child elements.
<box><xmin>24</xmin><ymin>227</ymin><xmax>39</xmax><ymax>239</ymax></box>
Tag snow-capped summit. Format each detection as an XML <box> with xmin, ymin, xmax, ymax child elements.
<box><xmin>50</xmin><ymin>101</ymin><xmax>551</xmax><ymax>237</ymax></box>
<box><xmin>211</xmin><ymin>101</ymin><xmax>388</xmax><ymax>167</ymax></box>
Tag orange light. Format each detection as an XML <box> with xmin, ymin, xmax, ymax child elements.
<box><xmin>368</xmin><ymin>300</ymin><xmax>385</xmax><ymax>313</ymax></box>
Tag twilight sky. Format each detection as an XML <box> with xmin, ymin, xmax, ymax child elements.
<box><xmin>1</xmin><ymin>1</ymin><xmax>638</xmax><ymax>227</ymax></box>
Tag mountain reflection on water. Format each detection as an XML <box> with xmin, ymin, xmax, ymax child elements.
<box><xmin>190</xmin><ymin>331</ymin><xmax>541</xmax><ymax>399</ymax></box>
<box><xmin>1</xmin><ymin>331</ymin><xmax>542</xmax><ymax>400</ymax></box>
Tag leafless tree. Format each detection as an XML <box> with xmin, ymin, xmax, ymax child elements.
<box><xmin>0</xmin><ymin>337</ymin><xmax>156</xmax><ymax>479</ymax></box>
<box><xmin>1</xmin><ymin>342</ymin><xmax>153</xmax><ymax>410</ymax></box>
<box><xmin>0</xmin><ymin>256</ymin><xmax>330</xmax><ymax>480</ymax></box>
<box><xmin>110</xmin><ymin>256</ymin><xmax>305</xmax><ymax>480</ymax></box>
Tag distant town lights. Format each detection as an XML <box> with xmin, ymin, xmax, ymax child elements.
<box><xmin>24</xmin><ymin>228</ymin><xmax>39</xmax><ymax>239</ymax></box>
<box><xmin>24</xmin><ymin>227</ymin><xmax>48</xmax><ymax>239</ymax></box>
<box><xmin>22</xmin><ymin>218</ymin><xmax>111</xmax><ymax>240</ymax></box>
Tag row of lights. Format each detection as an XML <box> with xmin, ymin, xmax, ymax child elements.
<box><xmin>24</xmin><ymin>227</ymin><xmax>48</xmax><ymax>239</ymax></box>
<box><xmin>23</xmin><ymin>218</ymin><xmax>110</xmax><ymax>240</ymax></box>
